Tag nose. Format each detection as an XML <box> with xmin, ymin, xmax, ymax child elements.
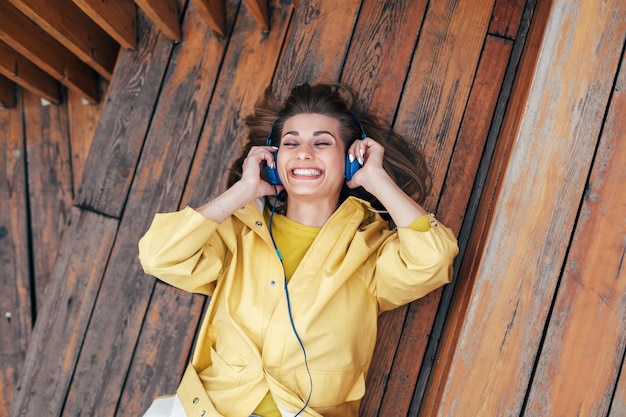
<box><xmin>296</xmin><ymin>144</ymin><xmax>313</xmax><ymax>160</ymax></box>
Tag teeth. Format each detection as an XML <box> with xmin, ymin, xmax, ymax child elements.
<box><xmin>292</xmin><ymin>168</ymin><xmax>321</xmax><ymax>176</ymax></box>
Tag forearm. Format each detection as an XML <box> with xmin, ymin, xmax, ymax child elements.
<box><xmin>366</xmin><ymin>173</ymin><xmax>427</xmax><ymax>227</ymax></box>
<box><xmin>196</xmin><ymin>181</ymin><xmax>259</xmax><ymax>222</ymax></box>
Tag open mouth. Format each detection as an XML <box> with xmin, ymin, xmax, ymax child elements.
<box><xmin>291</xmin><ymin>168</ymin><xmax>322</xmax><ymax>177</ymax></box>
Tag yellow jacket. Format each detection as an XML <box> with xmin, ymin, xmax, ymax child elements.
<box><xmin>138</xmin><ymin>197</ymin><xmax>458</xmax><ymax>417</ymax></box>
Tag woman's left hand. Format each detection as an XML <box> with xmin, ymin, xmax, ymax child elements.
<box><xmin>345</xmin><ymin>138</ymin><xmax>389</xmax><ymax>191</ymax></box>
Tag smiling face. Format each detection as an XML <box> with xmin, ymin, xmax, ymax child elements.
<box><xmin>277</xmin><ymin>113</ymin><xmax>346</xmax><ymax>205</ymax></box>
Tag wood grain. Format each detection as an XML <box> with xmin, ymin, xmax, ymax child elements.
<box><xmin>66</xmin><ymin>79</ymin><xmax>107</xmax><ymax>191</ymax></box>
<box><xmin>523</xmin><ymin>44</ymin><xmax>626</xmax><ymax>417</ymax></box>
<box><xmin>0</xmin><ymin>90</ymin><xmax>31</xmax><ymax>417</ymax></box>
<box><xmin>74</xmin><ymin>8</ymin><xmax>176</xmax><ymax>217</ymax></box>
<box><xmin>61</xmin><ymin>2</ymin><xmax>234</xmax><ymax>415</ymax></box>
<box><xmin>273</xmin><ymin>0</ymin><xmax>361</xmax><ymax>98</ymax></box>
<box><xmin>7</xmin><ymin>208</ymin><xmax>118</xmax><ymax>417</ymax></box>
<box><xmin>10</xmin><ymin>0</ymin><xmax>119</xmax><ymax>79</ymax></box>
<box><xmin>22</xmin><ymin>90</ymin><xmax>73</xmax><ymax>307</ymax></box>
<box><xmin>420</xmin><ymin>0</ymin><xmax>626</xmax><ymax>415</ymax></box>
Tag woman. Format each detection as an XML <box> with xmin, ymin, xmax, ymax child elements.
<box><xmin>138</xmin><ymin>83</ymin><xmax>458</xmax><ymax>417</ymax></box>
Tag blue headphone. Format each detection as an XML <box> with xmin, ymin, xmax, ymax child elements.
<box><xmin>265</xmin><ymin>113</ymin><xmax>365</xmax><ymax>185</ymax></box>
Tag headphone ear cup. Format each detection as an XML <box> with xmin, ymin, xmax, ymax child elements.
<box><xmin>266</xmin><ymin>151</ymin><xmax>282</xmax><ymax>185</ymax></box>
<box><xmin>345</xmin><ymin>153</ymin><xmax>361</xmax><ymax>180</ymax></box>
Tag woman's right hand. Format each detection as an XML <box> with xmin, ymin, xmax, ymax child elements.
<box><xmin>238</xmin><ymin>145</ymin><xmax>284</xmax><ymax>199</ymax></box>
<box><xmin>196</xmin><ymin>146</ymin><xmax>283</xmax><ymax>222</ymax></box>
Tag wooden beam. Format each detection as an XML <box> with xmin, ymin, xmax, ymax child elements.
<box><xmin>0</xmin><ymin>1</ymin><xmax>98</xmax><ymax>103</ymax></box>
<box><xmin>0</xmin><ymin>74</ymin><xmax>16</xmax><ymax>107</ymax></box>
<box><xmin>72</xmin><ymin>0</ymin><xmax>137</xmax><ymax>50</ymax></box>
<box><xmin>420</xmin><ymin>0</ymin><xmax>626</xmax><ymax>415</ymax></box>
<box><xmin>8</xmin><ymin>0</ymin><xmax>119</xmax><ymax>80</ymax></box>
<box><xmin>0</xmin><ymin>40</ymin><xmax>60</xmax><ymax>104</ymax></box>
<box><xmin>244</xmin><ymin>0</ymin><xmax>269</xmax><ymax>32</ymax></box>
<box><xmin>135</xmin><ymin>0</ymin><xmax>182</xmax><ymax>42</ymax></box>
<box><xmin>190</xmin><ymin>0</ymin><xmax>226</xmax><ymax>37</ymax></box>
<box><xmin>523</xmin><ymin>50</ymin><xmax>626</xmax><ymax>417</ymax></box>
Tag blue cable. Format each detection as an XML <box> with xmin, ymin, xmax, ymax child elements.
<box><xmin>268</xmin><ymin>186</ymin><xmax>313</xmax><ymax>416</ymax></box>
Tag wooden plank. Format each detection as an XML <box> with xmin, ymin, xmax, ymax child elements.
<box><xmin>523</xmin><ymin>48</ymin><xmax>626</xmax><ymax>417</ymax></box>
<box><xmin>273</xmin><ymin>0</ymin><xmax>361</xmax><ymax>98</ymax></box>
<box><xmin>410</xmin><ymin>33</ymin><xmax>521</xmax><ymax>415</ymax></box>
<box><xmin>135</xmin><ymin>0</ymin><xmax>182</xmax><ymax>42</ymax></box>
<box><xmin>610</xmin><ymin>354</ymin><xmax>626</xmax><ymax>416</ymax></box>
<box><xmin>74</xmin><ymin>8</ymin><xmax>177</xmax><ymax>218</ymax></box>
<box><xmin>22</xmin><ymin>90</ymin><xmax>74</xmax><ymax>307</ymax></box>
<box><xmin>244</xmin><ymin>0</ymin><xmax>269</xmax><ymax>32</ymax></box>
<box><xmin>9</xmin><ymin>0</ymin><xmax>119</xmax><ymax>80</ymax></box>
<box><xmin>7</xmin><ymin>208</ymin><xmax>119</xmax><ymax>417</ymax></box>
<box><xmin>363</xmin><ymin>0</ymin><xmax>496</xmax><ymax>414</ymax></box>
<box><xmin>190</xmin><ymin>0</ymin><xmax>226</xmax><ymax>37</ymax></box>
<box><xmin>61</xmin><ymin>1</ymin><xmax>237</xmax><ymax>415</ymax></box>
<box><xmin>0</xmin><ymin>73</ymin><xmax>16</xmax><ymax>107</ymax></box>
<box><xmin>342</xmin><ymin>0</ymin><xmax>428</xmax><ymax>123</ymax></box>
<box><xmin>181</xmin><ymin>0</ymin><xmax>291</xmax><ymax>208</ymax></box>
<box><xmin>419</xmin><ymin>0</ymin><xmax>626</xmax><ymax>415</ymax></box>
<box><xmin>489</xmin><ymin>0</ymin><xmax>526</xmax><ymax>39</ymax></box>
<box><xmin>0</xmin><ymin>90</ymin><xmax>32</xmax><ymax>417</ymax></box>
<box><xmin>0</xmin><ymin>0</ymin><xmax>99</xmax><ymax>103</ymax></box>
<box><xmin>72</xmin><ymin>0</ymin><xmax>137</xmax><ymax>50</ymax></box>
<box><xmin>66</xmin><ymin>78</ymin><xmax>107</xmax><ymax>191</ymax></box>
<box><xmin>339</xmin><ymin>1</ymin><xmax>430</xmax><ymax>414</ymax></box>
<box><xmin>0</xmin><ymin>40</ymin><xmax>61</xmax><ymax>104</ymax></box>
<box><xmin>437</xmin><ymin>35</ymin><xmax>514</xmax><ymax>244</ymax></box>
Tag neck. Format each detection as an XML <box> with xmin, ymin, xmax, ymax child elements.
<box><xmin>285</xmin><ymin>196</ymin><xmax>339</xmax><ymax>228</ymax></box>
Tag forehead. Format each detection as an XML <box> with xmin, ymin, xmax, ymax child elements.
<box><xmin>282</xmin><ymin>113</ymin><xmax>342</xmax><ymax>134</ymax></box>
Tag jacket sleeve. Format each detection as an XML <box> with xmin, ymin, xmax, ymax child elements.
<box><xmin>374</xmin><ymin>214</ymin><xmax>458</xmax><ymax>312</ymax></box>
<box><xmin>138</xmin><ymin>206</ymin><xmax>229</xmax><ymax>295</ymax></box>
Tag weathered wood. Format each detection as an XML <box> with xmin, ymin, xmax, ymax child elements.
<box><xmin>0</xmin><ymin>90</ymin><xmax>32</xmax><ymax>417</ymax></box>
<box><xmin>273</xmin><ymin>0</ymin><xmax>361</xmax><ymax>99</ymax></box>
<box><xmin>0</xmin><ymin>73</ymin><xmax>15</xmax><ymax>107</ymax></box>
<box><xmin>342</xmin><ymin>0</ymin><xmax>428</xmax><ymax>123</ymax></box>
<box><xmin>9</xmin><ymin>0</ymin><xmax>119</xmax><ymax>79</ymax></box>
<box><xmin>409</xmin><ymin>34</ymin><xmax>516</xmax><ymax>415</ymax></box>
<box><xmin>610</xmin><ymin>354</ymin><xmax>626</xmax><ymax>416</ymax></box>
<box><xmin>135</xmin><ymin>0</ymin><xmax>182</xmax><ymax>42</ymax></box>
<box><xmin>66</xmin><ymin>79</ymin><xmax>107</xmax><ymax>191</ymax></box>
<box><xmin>420</xmin><ymin>0</ymin><xmax>626</xmax><ymax>415</ymax></box>
<box><xmin>61</xmin><ymin>2</ymin><xmax>236</xmax><ymax>415</ymax></box>
<box><xmin>438</xmin><ymin>35</ymin><xmax>514</xmax><ymax>243</ymax></box>
<box><xmin>190</xmin><ymin>0</ymin><xmax>226</xmax><ymax>37</ymax></box>
<box><xmin>181</xmin><ymin>0</ymin><xmax>292</xmax><ymax>207</ymax></box>
<box><xmin>523</xmin><ymin>47</ymin><xmax>626</xmax><ymax>417</ymax></box>
<box><xmin>22</xmin><ymin>91</ymin><xmax>74</xmax><ymax>307</ymax></box>
<box><xmin>339</xmin><ymin>1</ymin><xmax>430</xmax><ymax>414</ymax></box>
<box><xmin>7</xmin><ymin>208</ymin><xmax>119</xmax><ymax>417</ymax></box>
<box><xmin>74</xmin><ymin>9</ymin><xmax>176</xmax><ymax>217</ymax></box>
<box><xmin>72</xmin><ymin>0</ymin><xmax>137</xmax><ymax>50</ymax></box>
<box><xmin>368</xmin><ymin>0</ymin><xmax>496</xmax><ymax>414</ymax></box>
<box><xmin>0</xmin><ymin>0</ymin><xmax>99</xmax><ymax>103</ymax></box>
<box><xmin>0</xmin><ymin>39</ymin><xmax>61</xmax><ymax>104</ymax></box>
<box><xmin>489</xmin><ymin>0</ymin><xmax>526</xmax><ymax>39</ymax></box>
<box><xmin>244</xmin><ymin>0</ymin><xmax>269</xmax><ymax>32</ymax></box>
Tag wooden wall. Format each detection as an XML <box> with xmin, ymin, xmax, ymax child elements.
<box><xmin>1</xmin><ymin>0</ymin><xmax>624</xmax><ymax>416</ymax></box>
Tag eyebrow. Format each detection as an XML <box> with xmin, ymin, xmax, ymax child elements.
<box><xmin>282</xmin><ymin>130</ymin><xmax>336</xmax><ymax>138</ymax></box>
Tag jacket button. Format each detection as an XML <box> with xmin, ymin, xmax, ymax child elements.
<box><xmin>192</xmin><ymin>397</ymin><xmax>199</xmax><ymax>404</ymax></box>
<box><xmin>200</xmin><ymin>411</ymin><xmax>206</xmax><ymax>416</ymax></box>
<box><xmin>255</xmin><ymin>221</ymin><xmax>262</xmax><ymax>227</ymax></box>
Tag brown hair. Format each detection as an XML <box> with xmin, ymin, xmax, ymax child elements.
<box><xmin>228</xmin><ymin>83</ymin><xmax>429</xmax><ymax>212</ymax></box>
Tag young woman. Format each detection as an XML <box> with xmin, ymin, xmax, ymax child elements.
<box><xmin>138</xmin><ymin>83</ymin><xmax>458</xmax><ymax>417</ymax></box>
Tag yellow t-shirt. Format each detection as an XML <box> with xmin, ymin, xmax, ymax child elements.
<box><xmin>253</xmin><ymin>211</ymin><xmax>430</xmax><ymax>416</ymax></box>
